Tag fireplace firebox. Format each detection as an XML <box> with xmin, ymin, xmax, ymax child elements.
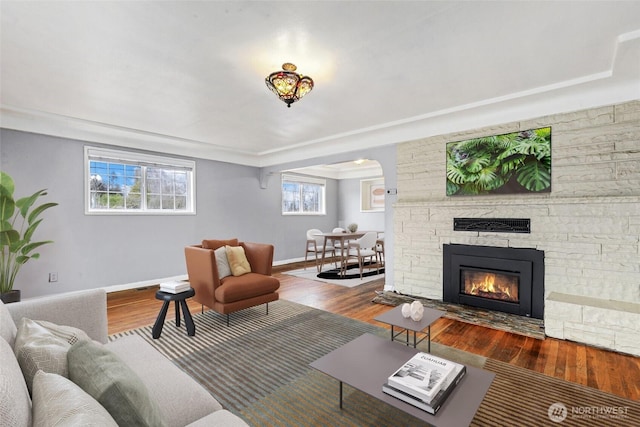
<box><xmin>443</xmin><ymin>244</ymin><xmax>544</xmax><ymax>319</ymax></box>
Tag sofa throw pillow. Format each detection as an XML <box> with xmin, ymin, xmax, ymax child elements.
<box><xmin>13</xmin><ymin>318</ymin><xmax>91</xmax><ymax>394</ymax></box>
<box><xmin>32</xmin><ymin>370</ymin><xmax>118</xmax><ymax>427</ymax></box>
<box><xmin>226</xmin><ymin>245</ymin><xmax>251</xmax><ymax>276</ymax></box>
<box><xmin>214</xmin><ymin>246</ymin><xmax>232</xmax><ymax>279</ymax></box>
<box><xmin>0</xmin><ymin>299</ymin><xmax>18</xmax><ymax>348</ymax></box>
<box><xmin>67</xmin><ymin>340</ymin><xmax>167</xmax><ymax>427</ymax></box>
<box><xmin>202</xmin><ymin>238</ymin><xmax>238</xmax><ymax>250</ymax></box>
<box><xmin>0</xmin><ymin>338</ymin><xmax>32</xmax><ymax>427</ymax></box>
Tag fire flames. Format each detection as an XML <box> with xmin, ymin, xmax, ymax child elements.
<box><xmin>465</xmin><ymin>272</ymin><xmax>518</xmax><ymax>302</ymax></box>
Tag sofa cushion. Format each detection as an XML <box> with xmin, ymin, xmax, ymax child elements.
<box><xmin>202</xmin><ymin>238</ymin><xmax>238</xmax><ymax>250</ymax></box>
<box><xmin>214</xmin><ymin>246</ymin><xmax>232</xmax><ymax>279</ymax></box>
<box><xmin>32</xmin><ymin>370</ymin><xmax>118</xmax><ymax>427</ymax></box>
<box><xmin>226</xmin><ymin>245</ymin><xmax>251</xmax><ymax>276</ymax></box>
<box><xmin>216</xmin><ymin>273</ymin><xmax>280</xmax><ymax>303</ymax></box>
<box><xmin>68</xmin><ymin>340</ymin><xmax>167</xmax><ymax>427</ymax></box>
<box><xmin>0</xmin><ymin>338</ymin><xmax>32</xmax><ymax>427</ymax></box>
<box><xmin>13</xmin><ymin>318</ymin><xmax>91</xmax><ymax>393</ymax></box>
<box><xmin>0</xmin><ymin>299</ymin><xmax>17</xmax><ymax>348</ymax></box>
<box><xmin>106</xmin><ymin>335</ymin><xmax>222</xmax><ymax>427</ymax></box>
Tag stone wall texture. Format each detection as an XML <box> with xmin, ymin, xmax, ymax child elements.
<box><xmin>394</xmin><ymin>100</ymin><xmax>640</xmax><ymax>356</ymax></box>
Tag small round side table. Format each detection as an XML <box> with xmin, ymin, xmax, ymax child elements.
<box><xmin>152</xmin><ymin>288</ymin><xmax>196</xmax><ymax>339</ymax></box>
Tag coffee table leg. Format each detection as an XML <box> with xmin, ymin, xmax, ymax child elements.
<box><xmin>339</xmin><ymin>381</ymin><xmax>343</xmax><ymax>409</ymax></box>
<box><xmin>428</xmin><ymin>325</ymin><xmax>431</xmax><ymax>352</ymax></box>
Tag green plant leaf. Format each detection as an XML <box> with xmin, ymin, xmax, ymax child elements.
<box><xmin>23</xmin><ymin>218</ymin><xmax>43</xmax><ymax>242</ymax></box>
<box><xmin>0</xmin><ymin>172</ymin><xmax>15</xmax><ymax>195</ymax></box>
<box><xmin>0</xmin><ymin>191</ymin><xmax>16</xmax><ymax>222</ymax></box>
<box><xmin>446</xmin><ymin>180</ymin><xmax>460</xmax><ymax>196</ymax></box>
<box><xmin>516</xmin><ymin>160</ymin><xmax>551</xmax><ymax>192</ymax></box>
<box><xmin>21</xmin><ymin>241</ymin><xmax>52</xmax><ymax>256</ymax></box>
<box><xmin>16</xmin><ymin>255</ymin><xmax>31</xmax><ymax>265</ymax></box>
<box><xmin>16</xmin><ymin>190</ymin><xmax>48</xmax><ymax>219</ymax></box>
<box><xmin>0</xmin><ymin>229</ymin><xmax>20</xmax><ymax>246</ymax></box>
<box><xmin>27</xmin><ymin>202</ymin><xmax>58</xmax><ymax>224</ymax></box>
<box><xmin>466</xmin><ymin>156</ymin><xmax>491</xmax><ymax>173</ymax></box>
<box><xmin>446</xmin><ymin>165</ymin><xmax>467</xmax><ymax>184</ymax></box>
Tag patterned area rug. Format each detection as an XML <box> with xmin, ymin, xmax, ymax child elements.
<box><xmin>283</xmin><ymin>266</ymin><xmax>384</xmax><ymax>288</ymax></box>
<box><xmin>110</xmin><ymin>300</ymin><xmax>639</xmax><ymax>426</ymax></box>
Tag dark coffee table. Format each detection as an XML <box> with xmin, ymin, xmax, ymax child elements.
<box><xmin>310</xmin><ymin>333</ymin><xmax>494</xmax><ymax>426</ymax></box>
<box><xmin>374</xmin><ymin>304</ymin><xmax>445</xmax><ymax>351</ymax></box>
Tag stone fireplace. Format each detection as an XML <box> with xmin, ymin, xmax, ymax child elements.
<box><xmin>392</xmin><ymin>101</ymin><xmax>640</xmax><ymax>356</ymax></box>
<box><xmin>442</xmin><ymin>244</ymin><xmax>544</xmax><ymax>319</ymax></box>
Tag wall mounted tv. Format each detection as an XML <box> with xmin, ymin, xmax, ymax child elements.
<box><xmin>446</xmin><ymin>126</ymin><xmax>551</xmax><ymax>196</ymax></box>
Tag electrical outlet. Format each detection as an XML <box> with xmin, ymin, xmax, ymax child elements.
<box><xmin>48</xmin><ymin>272</ymin><xmax>58</xmax><ymax>283</ymax></box>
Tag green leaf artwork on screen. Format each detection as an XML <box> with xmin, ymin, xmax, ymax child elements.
<box><xmin>446</xmin><ymin>127</ymin><xmax>551</xmax><ymax>196</ymax></box>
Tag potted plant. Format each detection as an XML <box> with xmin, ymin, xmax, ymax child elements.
<box><xmin>0</xmin><ymin>171</ymin><xmax>58</xmax><ymax>303</ymax></box>
<box><xmin>348</xmin><ymin>223</ymin><xmax>358</xmax><ymax>232</ymax></box>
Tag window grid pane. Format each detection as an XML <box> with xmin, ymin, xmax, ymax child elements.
<box><xmin>282</xmin><ymin>177</ymin><xmax>325</xmax><ymax>215</ymax></box>
<box><xmin>87</xmin><ymin>149</ymin><xmax>194</xmax><ymax>214</ymax></box>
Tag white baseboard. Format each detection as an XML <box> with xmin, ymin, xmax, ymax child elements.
<box><xmin>274</xmin><ymin>257</ymin><xmax>306</xmax><ymax>266</ymax></box>
<box><xmin>102</xmin><ymin>275</ymin><xmax>188</xmax><ymax>294</ymax></box>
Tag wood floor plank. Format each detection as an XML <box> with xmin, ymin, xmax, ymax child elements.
<box><xmin>106</xmin><ymin>268</ymin><xmax>640</xmax><ymax>401</ymax></box>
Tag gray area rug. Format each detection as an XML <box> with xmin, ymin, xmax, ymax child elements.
<box><xmin>110</xmin><ymin>300</ymin><xmax>639</xmax><ymax>426</ymax></box>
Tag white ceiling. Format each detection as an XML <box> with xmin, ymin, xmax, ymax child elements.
<box><xmin>2</xmin><ymin>1</ymin><xmax>639</xmax><ymax>168</ymax></box>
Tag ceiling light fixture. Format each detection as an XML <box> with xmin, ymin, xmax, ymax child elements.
<box><xmin>265</xmin><ymin>63</ymin><xmax>314</xmax><ymax>108</ymax></box>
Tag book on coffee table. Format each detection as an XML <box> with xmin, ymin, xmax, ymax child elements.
<box><xmin>387</xmin><ymin>352</ymin><xmax>458</xmax><ymax>402</ymax></box>
<box><xmin>383</xmin><ymin>362</ymin><xmax>466</xmax><ymax>414</ymax></box>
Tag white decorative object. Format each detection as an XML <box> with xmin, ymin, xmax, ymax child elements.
<box><xmin>401</xmin><ymin>303</ymin><xmax>412</xmax><ymax>318</ymax></box>
<box><xmin>410</xmin><ymin>300</ymin><xmax>424</xmax><ymax>321</ymax></box>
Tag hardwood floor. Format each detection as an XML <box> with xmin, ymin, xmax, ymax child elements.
<box><xmin>107</xmin><ymin>266</ymin><xmax>640</xmax><ymax>401</ymax></box>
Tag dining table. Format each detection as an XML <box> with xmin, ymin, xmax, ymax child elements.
<box><xmin>316</xmin><ymin>231</ymin><xmax>382</xmax><ymax>274</ymax></box>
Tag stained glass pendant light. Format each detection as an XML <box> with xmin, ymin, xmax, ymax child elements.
<box><xmin>265</xmin><ymin>63</ymin><xmax>314</xmax><ymax>108</ymax></box>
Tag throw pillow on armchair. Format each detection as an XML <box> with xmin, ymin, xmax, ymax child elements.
<box><xmin>226</xmin><ymin>245</ymin><xmax>251</xmax><ymax>276</ymax></box>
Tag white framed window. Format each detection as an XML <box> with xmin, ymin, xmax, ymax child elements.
<box><xmin>85</xmin><ymin>146</ymin><xmax>196</xmax><ymax>215</ymax></box>
<box><xmin>281</xmin><ymin>174</ymin><xmax>326</xmax><ymax>215</ymax></box>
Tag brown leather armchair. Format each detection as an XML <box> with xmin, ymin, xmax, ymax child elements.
<box><xmin>184</xmin><ymin>239</ymin><xmax>280</xmax><ymax>325</ymax></box>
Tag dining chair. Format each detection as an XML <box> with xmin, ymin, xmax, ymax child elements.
<box><xmin>344</xmin><ymin>231</ymin><xmax>379</xmax><ymax>279</ymax></box>
<box><xmin>376</xmin><ymin>235</ymin><xmax>385</xmax><ymax>267</ymax></box>
<box><xmin>305</xmin><ymin>229</ymin><xmax>335</xmax><ymax>272</ymax></box>
<box><xmin>331</xmin><ymin>227</ymin><xmax>349</xmax><ymax>256</ymax></box>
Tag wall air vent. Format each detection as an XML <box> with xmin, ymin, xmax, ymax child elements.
<box><xmin>453</xmin><ymin>218</ymin><xmax>531</xmax><ymax>234</ymax></box>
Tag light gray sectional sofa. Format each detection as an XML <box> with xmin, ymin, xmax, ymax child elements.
<box><xmin>0</xmin><ymin>289</ymin><xmax>249</xmax><ymax>427</ymax></box>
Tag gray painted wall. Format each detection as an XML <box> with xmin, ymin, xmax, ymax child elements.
<box><xmin>337</xmin><ymin>178</ymin><xmax>385</xmax><ymax>232</ymax></box>
<box><xmin>0</xmin><ymin>129</ymin><xmax>348</xmax><ymax>297</ymax></box>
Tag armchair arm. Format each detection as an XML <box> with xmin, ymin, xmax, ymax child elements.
<box><xmin>6</xmin><ymin>289</ymin><xmax>108</xmax><ymax>344</ymax></box>
<box><xmin>241</xmin><ymin>242</ymin><xmax>274</xmax><ymax>276</ymax></box>
<box><xmin>184</xmin><ymin>245</ymin><xmax>220</xmax><ymax>309</ymax></box>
